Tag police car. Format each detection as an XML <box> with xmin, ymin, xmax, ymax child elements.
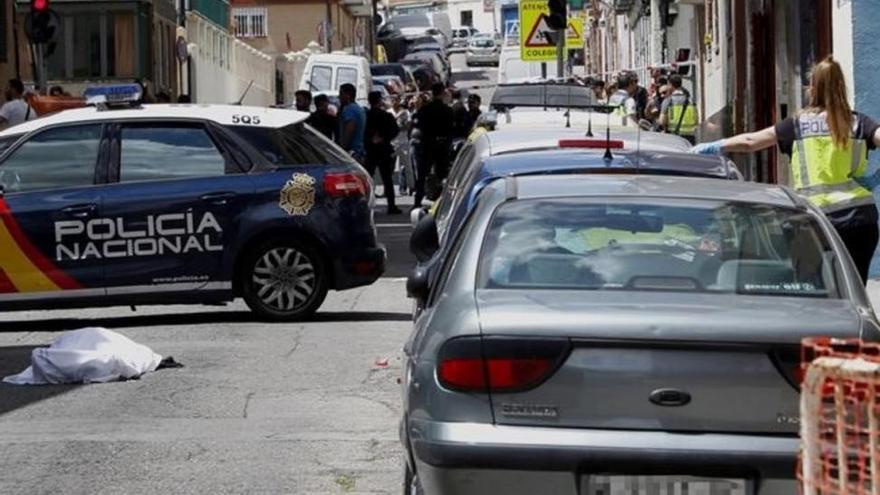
<box><xmin>0</xmin><ymin>85</ymin><xmax>384</xmax><ymax>321</ymax></box>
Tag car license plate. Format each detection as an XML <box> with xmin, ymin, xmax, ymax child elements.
<box><xmin>583</xmin><ymin>475</ymin><xmax>751</xmax><ymax>495</ymax></box>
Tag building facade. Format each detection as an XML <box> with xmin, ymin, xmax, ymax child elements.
<box><xmin>230</xmin><ymin>0</ymin><xmax>362</xmax><ymax>56</ymax></box>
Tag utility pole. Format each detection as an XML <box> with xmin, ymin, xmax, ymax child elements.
<box><xmin>555</xmin><ymin>27</ymin><xmax>564</xmax><ymax>78</ymax></box>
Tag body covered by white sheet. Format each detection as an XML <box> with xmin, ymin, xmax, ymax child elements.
<box><xmin>3</xmin><ymin>327</ymin><xmax>163</xmax><ymax>385</ymax></box>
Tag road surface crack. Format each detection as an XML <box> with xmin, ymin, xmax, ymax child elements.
<box><xmin>242</xmin><ymin>391</ymin><xmax>255</xmax><ymax>418</ymax></box>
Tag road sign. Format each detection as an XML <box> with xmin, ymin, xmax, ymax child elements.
<box><xmin>519</xmin><ymin>0</ymin><xmax>584</xmax><ymax>62</ymax></box>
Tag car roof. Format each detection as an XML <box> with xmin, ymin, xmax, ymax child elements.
<box><xmin>480</xmin><ymin>127</ymin><xmax>692</xmax><ymax>155</ymax></box>
<box><xmin>481</xmin><ymin>149</ymin><xmax>740</xmax><ymax>180</ymax></box>
<box><xmin>0</xmin><ymin>104</ymin><xmax>308</xmax><ymax>136</ymax></box>
<box><xmin>306</xmin><ymin>53</ymin><xmax>367</xmax><ymax>65</ymax></box>
<box><xmin>497</xmin><ymin>174</ymin><xmax>797</xmax><ymax>207</ymax></box>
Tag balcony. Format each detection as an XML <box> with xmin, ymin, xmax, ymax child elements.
<box><xmin>190</xmin><ymin>0</ymin><xmax>230</xmax><ymax>29</ymax></box>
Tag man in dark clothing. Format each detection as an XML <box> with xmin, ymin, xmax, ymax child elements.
<box><xmin>632</xmin><ymin>72</ymin><xmax>649</xmax><ymax>121</ymax></box>
<box><xmin>365</xmin><ymin>91</ymin><xmax>401</xmax><ymax>214</ymax></box>
<box><xmin>466</xmin><ymin>94</ymin><xmax>482</xmax><ymax>130</ymax></box>
<box><xmin>414</xmin><ymin>83</ymin><xmax>454</xmax><ymax>207</ymax></box>
<box><xmin>295</xmin><ymin>90</ymin><xmax>312</xmax><ymax>112</ymax></box>
<box><xmin>451</xmin><ymin>89</ymin><xmax>470</xmax><ymax>140</ymax></box>
<box><xmin>307</xmin><ymin>94</ymin><xmax>337</xmax><ymax>140</ymax></box>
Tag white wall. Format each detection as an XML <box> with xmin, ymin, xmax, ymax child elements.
<box><xmin>446</xmin><ymin>0</ymin><xmax>496</xmax><ymax>33</ymax></box>
<box><xmin>833</xmin><ymin>0</ymin><xmax>855</xmax><ymax>106</ymax></box>
<box><xmin>186</xmin><ymin>12</ymin><xmax>274</xmax><ymax>106</ymax></box>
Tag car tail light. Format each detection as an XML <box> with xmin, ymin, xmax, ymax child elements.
<box><xmin>324</xmin><ymin>171</ymin><xmax>369</xmax><ymax>198</ymax></box>
<box><xmin>437</xmin><ymin>336</ymin><xmax>570</xmax><ymax>393</ymax></box>
<box><xmin>558</xmin><ymin>139</ymin><xmax>625</xmax><ymax>149</ymax></box>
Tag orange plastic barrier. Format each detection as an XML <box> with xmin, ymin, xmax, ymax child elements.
<box><xmin>800</xmin><ymin>337</ymin><xmax>880</xmax><ymax>495</ymax></box>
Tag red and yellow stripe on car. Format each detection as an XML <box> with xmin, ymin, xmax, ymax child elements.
<box><xmin>0</xmin><ymin>198</ymin><xmax>81</xmax><ymax>293</ymax></box>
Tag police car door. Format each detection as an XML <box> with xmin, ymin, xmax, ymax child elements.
<box><xmin>100</xmin><ymin>121</ymin><xmax>253</xmax><ymax>296</ymax></box>
<box><xmin>0</xmin><ymin>124</ymin><xmax>107</xmax><ymax>304</ymax></box>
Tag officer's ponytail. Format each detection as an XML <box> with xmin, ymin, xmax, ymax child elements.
<box><xmin>808</xmin><ymin>56</ymin><xmax>853</xmax><ymax>148</ymax></box>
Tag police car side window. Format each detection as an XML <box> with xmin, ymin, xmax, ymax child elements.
<box><xmin>0</xmin><ymin>125</ymin><xmax>101</xmax><ymax>194</ymax></box>
<box><xmin>120</xmin><ymin>124</ymin><xmax>225</xmax><ymax>182</ymax></box>
<box><xmin>229</xmin><ymin>124</ymin><xmax>354</xmax><ymax>166</ymax></box>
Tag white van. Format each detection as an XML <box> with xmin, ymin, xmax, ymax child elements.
<box><xmin>299</xmin><ymin>54</ymin><xmax>372</xmax><ymax>105</ymax></box>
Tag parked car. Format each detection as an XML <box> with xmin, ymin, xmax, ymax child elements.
<box><xmin>407</xmin><ymin>43</ymin><xmax>452</xmax><ymax>81</ymax></box>
<box><xmin>402</xmin><ymin>173</ymin><xmax>879</xmax><ymax>495</ymax></box>
<box><xmin>299</xmin><ymin>53</ymin><xmax>372</xmax><ymax>105</ymax></box>
<box><xmin>0</xmin><ymin>88</ymin><xmax>384</xmax><ymax>321</ymax></box>
<box><xmin>465</xmin><ymin>35</ymin><xmax>500</xmax><ymax>67</ymax></box>
<box><xmin>370</xmin><ymin>63</ymin><xmax>419</xmax><ymax>93</ymax></box>
<box><xmin>401</xmin><ymin>52</ymin><xmax>448</xmax><ymax>87</ymax></box>
<box><xmin>451</xmin><ymin>27</ymin><xmax>478</xmax><ymax>50</ymax></box>
<box><xmin>372</xmin><ymin>75</ymin><xmax>405</xmax><ymax>96</ymax></box>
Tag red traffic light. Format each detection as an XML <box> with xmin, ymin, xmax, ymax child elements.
<box><xmin>31</xmin><ymin>0</ymin><xmax>49</xmax><ymax>12</ymax></box>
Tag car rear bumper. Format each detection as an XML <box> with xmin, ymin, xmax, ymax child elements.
<box><xmin>465</xmin><ymin>53</ymin><xmax>499</xmax><ymax>64</ymax></box>
<box><xmin>333</xmin><ymin>246</ymin><xmax>386</xmax><ymax>290</ymax></box>
<box><xmin>408</xmin><ymin>419</ymin><xmax>798</xmax><ymax>495</ymax></box>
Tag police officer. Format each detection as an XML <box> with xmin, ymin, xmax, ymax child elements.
<box><xmin>660</xmin><ymin>74</ymin><xmax>698</xmax><ymax>144</ymax></box>
<box><xmin>693</xmin><ymin>56</ymin><xmax>880</xmax><ymax>284</ymax></box>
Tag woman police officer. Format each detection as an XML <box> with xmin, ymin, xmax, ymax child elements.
<box><xmin>693</xmin><ymin>56</ymin><xmax>880</xmax><ymax>285</ymax></box>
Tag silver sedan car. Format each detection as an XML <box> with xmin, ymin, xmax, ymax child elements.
<box><xmin>465</xmin><ymin>35</ymin><xmax>500</xmax><ymax>66</ymax></box>
<box><xmin>402</xmin><ymin>174</ymin><xmax>879</xmax><ymax>495</ymax></box>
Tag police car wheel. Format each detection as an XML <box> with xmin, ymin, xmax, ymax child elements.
<box><xmin>242</xmin><ymin>240</ymin><xmax>328</xmax><ymax>321</ymax></box>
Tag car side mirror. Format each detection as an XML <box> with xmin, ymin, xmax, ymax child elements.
<box><xmin>410</xmin><ymin>206</ymin><xmax>428</xmax><ymax>227</ymax></box>
<box><xmin>410</xmin><ymin>214</ymin><xmax>439</xmax><ymax>263</ymax></box>
<box><xmin>406</xmin><ymin>265</ymin><xmax>430</xmax><ymax>301</ymax></box>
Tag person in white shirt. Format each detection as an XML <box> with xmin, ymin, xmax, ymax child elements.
<box><xmin>0</xmin><ymin>79</ymin><xmax>35</xmax><ymax>129</ymax></box>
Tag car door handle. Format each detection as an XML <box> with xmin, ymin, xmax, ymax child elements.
<box><xmin>61</xmin><ymin>204</ymin><xmax>97</xmax><ymax>218</ymax></box>
<box><xmin>200</xmin><ymin>192</ymin><xmax>236</xmax><ymax>205</ymax></box>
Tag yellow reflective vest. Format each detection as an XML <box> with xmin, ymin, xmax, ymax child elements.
<box><xmin>790</xmin><ymin>113</ymin><xmax>874</xmax><ymax>212</ymax></box>
<box><xmin>665</xmin><ymin>90</ymin><xmax>698</xmax><ymax>136</ymax></box>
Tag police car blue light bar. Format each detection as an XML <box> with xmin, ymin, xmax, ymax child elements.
<box><xmin>83</xmin><ymin>83</ymin><xmax>142</xmax><ymax>106</ymax></box>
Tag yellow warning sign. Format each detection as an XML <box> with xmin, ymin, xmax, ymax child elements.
<box><xmin>519</xmin><ymin>0</ymin><xmax>585</xmax><ymax>61</ymax></box>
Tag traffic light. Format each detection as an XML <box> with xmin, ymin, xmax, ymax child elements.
<box><xmin>547</xmin><ymin>0</ymin><xmax>567</xmax><ymax>30</ymax></box>
<box><xmin>25</xmin><ymin>0</ymin><xmax>56</xmax><ymax>44</ymax></box>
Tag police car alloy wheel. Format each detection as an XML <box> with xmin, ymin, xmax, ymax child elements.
<box><xmin>241</xmin><ymin>239</ymin><xmax>328</xmax><ymax>321</ymax></box>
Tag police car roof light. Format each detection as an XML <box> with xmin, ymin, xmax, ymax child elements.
<box><xmin>83</xmin><ymin>84</ymin><xmax>143</xmax><ymax>109</ymax></box>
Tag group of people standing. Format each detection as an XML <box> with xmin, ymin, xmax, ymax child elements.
<box><xmin>295</xmin><ymin>82</ymin><xmax>482</xmax><ymax>214</ymax></box>
<box><xmin>585</xmin><ymin>71</ymin><xmax>698</xmax><ymax>143</ymax></box>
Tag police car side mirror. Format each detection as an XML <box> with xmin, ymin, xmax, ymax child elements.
<box><xmin>410</xmin><ymin>214</ymin><xmax>439</xmax><ymax>263</ymax></box>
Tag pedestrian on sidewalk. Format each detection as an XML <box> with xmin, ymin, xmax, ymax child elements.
<box><xmin>365</xmin><ymin>91</ymin><xmax>402</xmax><ymax>215</ymax></box>
<box><xmin>0</xmin><ymin>79</ymin><xmax>35</xmax><ymax>129</ymax></box>
<box><xmin>336</xmin><ymin>83</ymin><xmax>366</xmax><ymax>164</ymax></box>
<box><xmin>693</xmin><ymin>56</ymin><xmax>880</xmax><ymax>284</ymax></box>
<box><xmin>391</xmin><ymin>95</ymin><xmax>414</xmax><ymax>196</ymax></box>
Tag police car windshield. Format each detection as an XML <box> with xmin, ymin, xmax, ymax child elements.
<box><xmin>228</xmin><ymin>123</ymin><xmax>354</xmax><ymax>168</ymax></box>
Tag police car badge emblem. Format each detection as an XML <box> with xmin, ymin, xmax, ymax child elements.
<box><xmin>279</xmin><ymin>173</ymin><xmax>316</xmax><ymax>216</ymax></box>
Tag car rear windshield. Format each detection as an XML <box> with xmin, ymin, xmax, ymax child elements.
<box><xmin>228</xmin><ymin>123</ymin><xmax>355</xmax><ymax>167</ymax></box>
<box><xmin>478</xmin><ymin>198</ymin><xmax>841</xmax><ymax>298</ymax></box>
<box><xmin>371</xmin><ymin>65</ymin><xmax>402</xmax><ymax>78</ymax></box>
<box><xmin>471</xmin><ymin>38</ymin><xmax>495</xmax><ymax>48</ymax></box>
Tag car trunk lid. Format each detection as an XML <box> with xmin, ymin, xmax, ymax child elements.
<box><xmin>476</xmin><ymin>290</ymin><xmax>861</xmax><ymax>434</ymax></box>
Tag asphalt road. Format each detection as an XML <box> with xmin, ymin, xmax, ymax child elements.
<box><xmin>0</xmin><ymin>200</ymin><xmax>415</xmax><ymax>495</ymax></box>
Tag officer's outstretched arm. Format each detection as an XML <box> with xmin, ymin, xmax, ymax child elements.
<box><xmin>721</xmin><ymin>126</ymin><xmax>777</xmax><ymax>153</ymax></box>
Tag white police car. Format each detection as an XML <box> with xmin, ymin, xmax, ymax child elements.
<box><xmin>0</xmin><ymin>85</ymin><xmax>384</xmax><ymax>321</ymax></box>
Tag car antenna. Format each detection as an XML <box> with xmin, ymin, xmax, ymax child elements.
<box><xmin>603</xmin><ymin>111</ymin><xmax>613</xmax><ymax>161</ymax></box>
<box><xmin>636</xmin><ymin>116</ymin><xmax>642</xmax><ymax>172</ymax></box>
<box><xmin>235</xmin><ymin>80</ymin><xmax>254</xmax><ymax>106</ymax></box>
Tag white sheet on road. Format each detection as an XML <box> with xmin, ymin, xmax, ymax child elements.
<box><xmin>3</xmin><ymin>327</ymin><xmax>163</xmax><ymax>385</ymax></box>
